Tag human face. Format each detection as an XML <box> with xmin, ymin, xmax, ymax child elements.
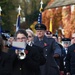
<box><xmin>16</xmin><ymin>33</ymin><xmax>27</xmax><ymax>42</ymax></box>
<box><xmin>27</xmin><ymin>32</ymin><xmax>34</xmax><ymax>42</ymax></box>
<box><xmin>63</xmin><ymin>43</ymin><xmax>69</xmax><ymax>48</ymax></box>
<box><xmin>36</xmin><ymin>30</ymin><xmax>45</xmax><ymax>39</ymax></box>
<box><xmin>71</xmin><ymin>33</ymin><xmax>75</xmax><ymax>44</ymax></box>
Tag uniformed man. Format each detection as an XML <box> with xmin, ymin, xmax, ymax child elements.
<box><xmin>52</xmin><ymin>34</ymin><xmax>65</xmax><ymax>75</ymax></box>
<box><xmin>34</xmin><ymin>23</ymin><xmax>61</xmax><ymax>75</ymax></box>
<box><xmin>65</xmin><ymin>33</ymin><xmax>75</xmax><ymax>75</ymax></box>
<box><xmin>61</xmin><ymin>38</ymin><xmax>71</xmax><ymax>75</ymax></box>
<box><xmin>62</xmin><ymin>38</ymin><xmax>71</xmax><ymax>52</ymax></box>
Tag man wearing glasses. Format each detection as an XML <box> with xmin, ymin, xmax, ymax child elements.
<box><xmin>8</xmin><ymin>29</ymin><xmax>46</xmax><ymax>75</ymax></box>
<box><xmin>66</xmin><ymin>33</ymin><xmax>75</xmax><ymax>75</ymax></box>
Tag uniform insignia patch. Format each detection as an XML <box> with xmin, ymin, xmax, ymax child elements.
<box><xmin>38</xmin><ymin>24</ymin><xmax>41</xmax><ymax>28</ymax></box>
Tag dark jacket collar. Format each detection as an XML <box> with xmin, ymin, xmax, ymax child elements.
<box><xmin>34</xmin><ymin>35</ymin><xmax>49</xmax><ymax>46</ymax></box>
<box><xmin>35</xmin><ymin>35</ymin><xmax>48</xmax><ymax>41</ymax></box>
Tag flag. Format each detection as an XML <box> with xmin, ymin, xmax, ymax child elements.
<box><xmin>16</xmin><ymin>14</ymin><xmax>20</xmax><ymax>32</ymax></box>
<box><xmin>38</xmin><ymin>5</ymin><xmax>43</xmax><ymax>24</ymax></box>
<box><xmin>49</xmin><ymin>18</ymin><xmax>52</xmax><ymax>32</ymax></box>
<box><xmin>0</xmin><ymin>14</ymin><xmax>2</xmax><ymax>34</ymax></box>
<box><xmin>37</xmin><ymin>0</ymin><xmax>43</xmax><ymax>24</ymax></box>
<box><xmin>38</xmin><ymin>12</ymin><xmax>42</xmax><ymax>24</ymax></box>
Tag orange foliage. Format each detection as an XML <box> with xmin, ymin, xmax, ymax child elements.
<box><xmin>42</xmin><ymin>0</ymin><xmax>75</xmax><ymax>38</ymax></box>
<box><xmin>30</xmin><ymin>0</ymin><xmax>75</xmax><ymax>38</ymax></box>
<box><xmin>42</xmin><ymin>5</ymin><xmax>62</xmax><ymax>34</ymax></box>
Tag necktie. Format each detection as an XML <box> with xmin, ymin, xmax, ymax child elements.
<box><xmin>65</xmin><ymin>48</ymin><xmax>68</xmax><ymax>54</ymax></box>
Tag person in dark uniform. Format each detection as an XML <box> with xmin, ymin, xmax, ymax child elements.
<box><xmin>52</xmin><ymin>34</ymin><xmax>66</xmax><ymax>75</ymax></box>
<box><xmin>65</xmin><ymin>33</ymin><xmax>75</xmax><ymax>75</ymax></box>
<box><xmin>8</xmin><ymin>29</ymin><xmax>46</xmax><ymax>75</ymax></box>
<box><xmin>0</xmin><ymin>35</ymin><xmax>11</xmax><ymax>75</ymax></box>
<box><xmin>61</xmin><ymin>38</ymin><xmax>71</xmax><ymax>75</ymax></box>
<box><xmin>34</xmin><ymin>23</ymin><xmax>61</xmax><ymax>75</ymax></box>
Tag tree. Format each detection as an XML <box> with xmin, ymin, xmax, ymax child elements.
<box><xmin>0</xmin><ymin>0</ymin><xmax>15</xmax><ymax>33</ymax></box>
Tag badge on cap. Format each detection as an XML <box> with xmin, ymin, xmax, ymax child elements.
<box><xmin>38</xmin><ymin>24</ymin><xmax>41</xmax><ymax>28</ymax></box>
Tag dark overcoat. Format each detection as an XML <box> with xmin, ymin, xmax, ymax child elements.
<box><xmin>8</xmin><ymin>44</ymin><xmax>45</xmax><ymax>75</ymax></box>
<box><xmin>65</xmin><ymin>44</ymin><xmax>75</xmax><ymax>74</ymax></box>
<box><xmin>34</xmin><ymin>36</ymin><xmax>60</xmax><ymax>75</ymax></box>
<box><xmin>0</xmin><ymin>51</ymin><xmax>11</xmax><ymax>75</ymax></box>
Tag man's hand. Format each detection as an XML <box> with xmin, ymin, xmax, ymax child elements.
<box><xmin>53</xmin><ymin>54</ymin><xmax>60</xmax><ymax>57</ymax></box>
<box><xmin>66</xmin><ymin>72</ymin><xmax>70</xmax><ymax>75</ymax></box>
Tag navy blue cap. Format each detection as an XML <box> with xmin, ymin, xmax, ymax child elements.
<box><xmin>35</xmin><ymin>23</ymin><xmax>46</xmax><ymax>30</ymax></box>
<box><xmin>62</xmin><ymin>38</ymin><xmax>71</xmax><ymax>45</ymax></box>
<box><xmin>62</xmin><ymin>38</ymin><xmax>71</xmax><ymax>41</ymax></box>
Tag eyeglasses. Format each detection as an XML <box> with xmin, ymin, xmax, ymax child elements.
<box><xmin>16</xmin><ymin>37</ymin><xmax>26</xmax><ymax>40</ymax></box>
<box><xmin>28</xmin><ymin>36</ymin><xmax>32</xmax><ymax>38</ymax></box>
<box><xmin>71</xmin><ymin>37</ymin><xmax>75</xmax><ymax>39</ymax></box>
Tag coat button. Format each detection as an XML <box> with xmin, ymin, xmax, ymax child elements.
<box><xmin>45</xmin><ymin>49</ymin><xmax>47</xmax><ymax>51</ymax></box>
<box><xmin>45</xmin><ymin>55</ymin><xmax>47</xmax><ymax>56</ymax></box>
<box><xmin>20</xmin><ymin>68</ymin><xmax>22</xmax><ymax>70</ymax></box>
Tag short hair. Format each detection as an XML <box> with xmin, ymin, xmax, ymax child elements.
<box><xmin>26</xmin><ymin>28</ymin><xmax>34</xmax><ymax>37</ymax></box>
<box><xmin>14</xmin><ymin>29</ymin><xmax>28</xmax><ymax>38</ymax></box>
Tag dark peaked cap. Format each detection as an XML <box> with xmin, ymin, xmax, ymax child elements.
<box><xmin>62</xmin><ymin>38</ymin><xmax>71</xmax><ymax>41</ymax></box>
<box><xmin>35</xmin><ymin>23</ymin><xmax>46</xmax><ymax>30</ymax></box>
<box><xmin>62</xmin><ymin>38</ymin><xmax>71</xmax><ymax>45</ymax></box>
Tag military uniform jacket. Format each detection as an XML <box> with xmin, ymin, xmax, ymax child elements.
<box><xmin>65</xmin><ymin>44</ymin><xmax>75</xmax><ymax>74</ymax></box>
<box><xmin>9</xmin><ymin>44</ymin><xmax>44</xmax><ymax>75</ymax></box>
<box><xmin>34</xmin><ymin>36</ymin><xmax>60</xmax><ymax>75</ymax></box>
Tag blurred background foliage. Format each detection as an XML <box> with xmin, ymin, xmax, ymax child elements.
<box><xmin>0</xmin><ymin>0</ymin><xmax>15</xmax><ymax>33</ymax></box>
<box><xmin>0</xmin><ymin>0</ymin><xmax>50</xmax><ymax>34</ymax></box>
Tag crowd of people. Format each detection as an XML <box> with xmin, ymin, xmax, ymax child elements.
<box><xmin>0</xmin><ymin>23</ymin><xmax>75</xmax><ymax>75</ymax></box>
